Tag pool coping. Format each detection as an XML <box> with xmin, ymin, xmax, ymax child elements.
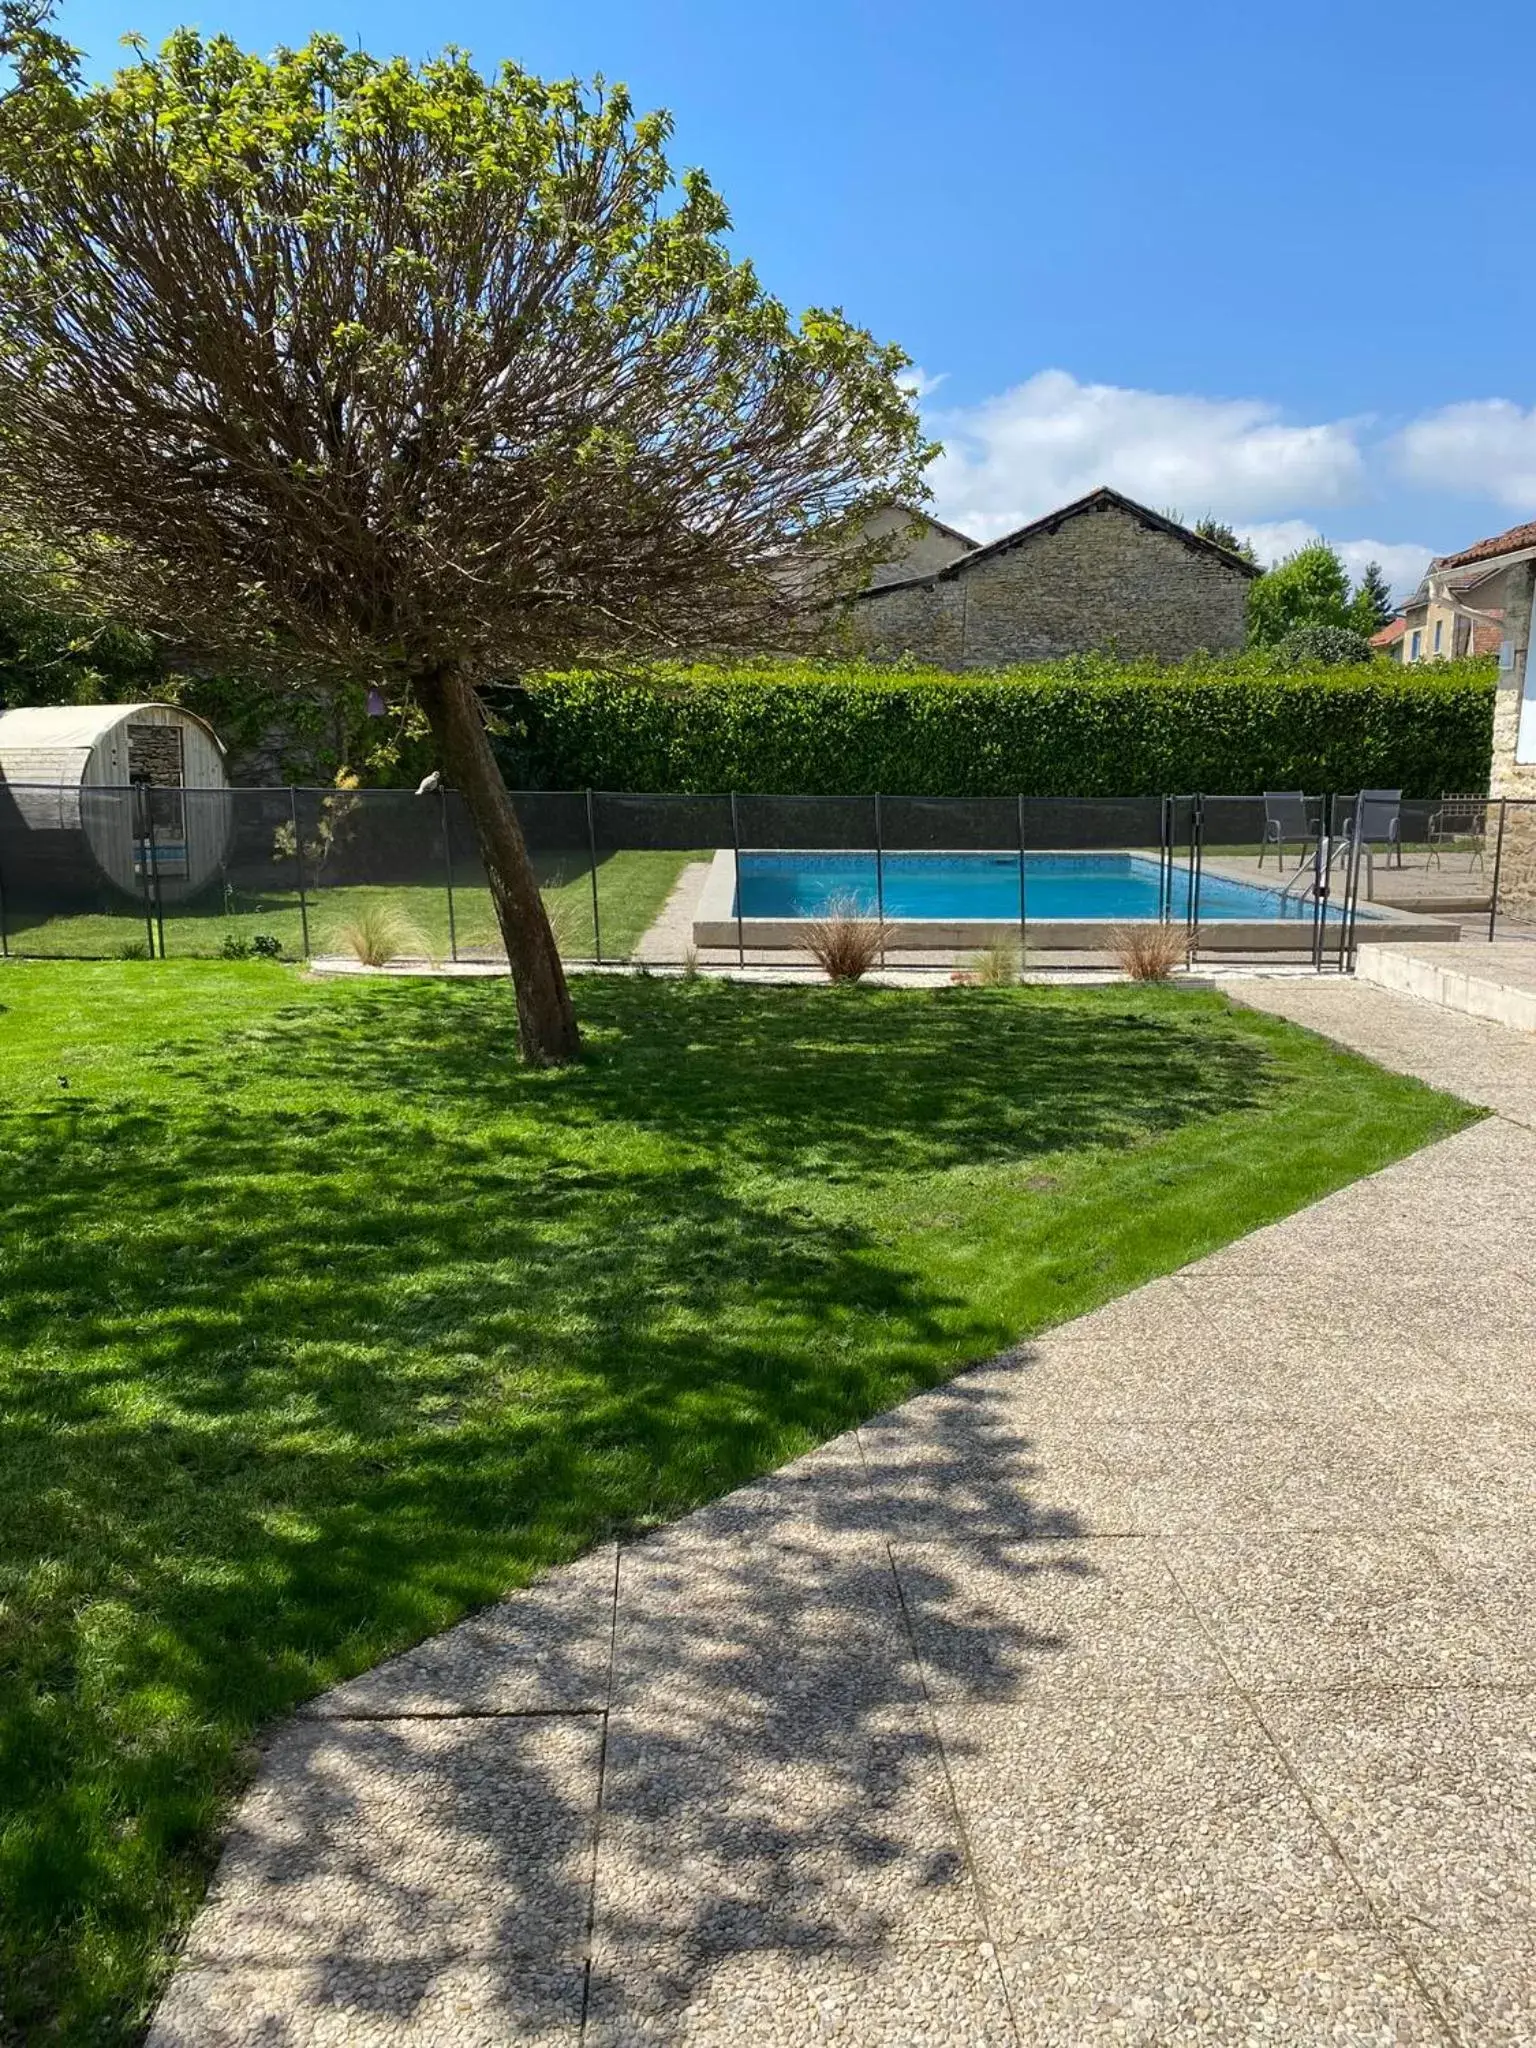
<box><xmin>691</xmin><ymin>847</ymin><xmax>1463</xmax><ymax>952</ymax></box>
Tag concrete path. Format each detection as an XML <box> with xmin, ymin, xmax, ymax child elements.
<box><xmin>150</xmin><ymin>986</ymin><xmax>1536</xmax><ymax>2045</ymax></box>
<box><xmin>1230</xmin><ymin>973</ymin><xmax>1536</xmax><ymax>1129</ymax></box>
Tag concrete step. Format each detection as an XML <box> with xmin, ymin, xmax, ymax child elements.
<box><xmin>1356</xmin><ymin>941</ymin><xmax>1536</xmax><ymax>1034</ymax></box>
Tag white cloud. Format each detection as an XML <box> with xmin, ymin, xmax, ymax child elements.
<box><xmin>898</xmin><ymin>365</ymin><xmax>947</xmax><ymax>401</ymax></box>
<box><xmin>1395</xmin><ymin>399</ymin><xmax>1536</xmax><ymax>510</ymax></box>
<box><xmin>1239</xmin><ymin>522</ymin><xmax>1433</xmax><ymax>599</ymax></box>
<box><xmin>924</xmin><ymin>368</ymin><xmax>1366</xmax><ymax>542</ymax></box>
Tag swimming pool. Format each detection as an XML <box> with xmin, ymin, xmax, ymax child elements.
<box><xmin>733</xmin><ymin>850</ymin><xmax>1351</xmax><ymax>924</ymax></box>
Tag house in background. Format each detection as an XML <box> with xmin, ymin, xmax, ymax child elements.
<box><xmin>845</xmin><ymin>485</ymin><xmax>1259</xmax><ymax>668</ymax></box>
<box><xmin>1409</xmin><ymin>519</ymin><xmax>1536</xmax><ymax>920</ymax></box>
<box><xmin>1370</xmin><ymin>617</ymin><xmax>1408</xmax><ymax>659</ymax></box>
<box><xmin>1392</xmin><ymin>552</ymin><xmax>1509</xmax><ymax>666</ymax></box>
<box><xmin>1409</xmin><ymin>520</ymin><xmax>1536</xmax><ymax>798</ymax></box>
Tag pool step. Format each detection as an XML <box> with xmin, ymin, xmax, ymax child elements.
<box><xmin>1356</xmin><ymin>942</ymin><xmax>1536</xmax><ymax>1035</ymax></box>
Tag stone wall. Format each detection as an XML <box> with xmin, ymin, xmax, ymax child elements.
<box><xmin>1489</xmin><ymin>562</ymin><xmax>1536</xmax><ymax>922</ymax></box>
<box><xmin>849</xmin><ymin>575</ymin><xmax>967</xmax><ymax>665</ymax></box>
<box><xmin>850</xmin><ymin>498</ymin><xmax>1250</xmax><ymax>667</ymax></box>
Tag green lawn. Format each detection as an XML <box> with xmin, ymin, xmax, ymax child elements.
<box><xmin>0</xmin><ymin>847</ymin><xmax>696</xmax><ymax>962</ymax></box>
<box><xmin>0</xmin><ymin>961</ymin><xmax>1477</xmax><ymax>2043</ymax></box>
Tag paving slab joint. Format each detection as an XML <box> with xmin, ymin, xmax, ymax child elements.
<box><xmin>576</xmin><ymin>1545</ymin><xmax>623</xmax><ymax>2043</ymax></box>
<box><xmin>1159</xmin><ymin>1551</ymin><xmax>1465</xmax><ymax>2046</ymax></box>
<box><xmin>883</xmin><ymin>1533</ymin><xmax>1024</xmax><ymax>2045</ymax></box>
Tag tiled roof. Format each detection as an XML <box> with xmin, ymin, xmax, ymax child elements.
<box><xmin>1370</xmin><ymin>618</ymin><xmax>1406</xmax><ymax>646</ymax></box>
<box><xmin>1433</xmin><ymin>521</ymin><xmax>1536</xmax><ymax>571</ymax></box>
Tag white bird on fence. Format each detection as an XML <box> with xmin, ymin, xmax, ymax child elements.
<box><xmin>415</xmin><ymin>770</ymin><xmax>442</xmax><ymax>797</ymax></box>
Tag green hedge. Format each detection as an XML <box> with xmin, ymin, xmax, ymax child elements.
<box><xmin>495</xmin><ymin>656</ymin><xmax>1495</xmax><ymax>799</ymax></box>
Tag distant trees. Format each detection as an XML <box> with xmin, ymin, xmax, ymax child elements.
<box><xmin>1350</xmin><ymin>561</ymin><xmax>1396</xmax><ymax>637</ymax></box>
<box><xmin>1248</xmin><ymin>542</ymin><xmax>1398</xmax><ymax>650</ymax></box>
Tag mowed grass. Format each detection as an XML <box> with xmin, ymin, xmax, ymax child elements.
<box><xmin>0</xmin><ymin>846</ymin><xmax>696</xmax><ymax>961</ymax></box>
<box><xmin>0</xmin><ymin>961</ymin><xmax>1478</xmax><ymax>2043</ymax></box>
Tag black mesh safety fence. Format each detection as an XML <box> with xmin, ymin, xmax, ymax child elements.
<box><xmin>152</xmin><ymin>787</ymin><xmax>304</xmax><ymax>958</ymax></box>
<box><xmin>1</xmin><ymin>781</ymin><xmax>1517</xmax><ymax>968</ymax></box>
<box><xmin>589</xmin><ymin>792</ymin><xmax>734</xmax><ymax>964</ymax></box>
<box><xmin>1013</xmin><ymin>797</ymin><xmax>1170</xmax><ymax>962</ymax></box>
<box><xmin>730</xmin><ymin>796</ymin><xmax>881</xmax><ymax>950</ymax></box>
<box><xmin>1194</xmin><ymin>794</ymin><xmax>1324</xmax><ymax>963</ymax></box>
<box><xmin>439</xmin><ymin>789</ymin><xmax>596</xmax><ymax>962</ymax></box>
<box><xmin>290</xmin><ymin>786</ymin><xmax>450</xmax><ymax>963</ymax></box>
<box><xmin>0</xmin><ymin>782</ymin><xmax>157</xmax><ymax>956</ymax></box>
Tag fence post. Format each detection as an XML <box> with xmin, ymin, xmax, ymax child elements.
<box><xmin>1186</xmin><ymin>795</ymin><xmax>1204</xmax><ymax>954</ymax></box>
<box><xmin>131</xmin><ymin>780</ymin><xmax>158</xmax><ymax>957</ymax></box>
<box><xmin>0</xmin><ymin>827</ymin><xmax>8</xmax><ymax>957</ymax></box>
<box><xmin>585</xmin><ymin>789</ymin><xmax>602</xmax><ymax>965</ymax></box>
<box><xmin>146</xmin><ymin>789</ymin><xmax>167</xmax><ymax>959</ymax></box>
<box><xmin>1334</xmin><ymin>799</ymin><xmax>1364</xmax><ymax>975</ymax></box>
<box><xmin>1158</xmin><ymin>795</ymin><xmax>1171</xmax><ymax>923</ymax></box>
<box><xmin>1487</xmin><ymin>799</ymin><xmax>1507</xmax><ymax>943</ymax></box>
<box><xmin>1310</xmin><ymin>792</ymin><xmax>1334</xmax><ymax>973</ymax></box>
<box><xmin>440</xmin><ymin>783</ymin><xmax>459</xmax><ymax>963</ymax></box>
<box><xmin>1016</xmin><ymin>793</ymin><xmax>1028</xmax><ymax>969</ymax></box>
<box><xmin>289</xmin><ymin>787</ymin><xmax>311</xmax><ymax>961</ymax></box>
<box><xmin>873</xmin><ymin>793</ymin><xmax>886</xmax><ymax>968</ymax></box>
<box><xmin>730</xmin><ymin>792</ymin><xmax>745</xmax><ymax>970</ymax></box>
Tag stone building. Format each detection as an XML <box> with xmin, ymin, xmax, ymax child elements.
<box><xmin>1419</xmin><ymin>522</ymin><xmax>1536</xmax><ymax>917</ymax></box>
<box><xmin>858</xmin><ymin>504</ymin><xmax>978</xmax><ymax>587</ymax></box>
<box><xmin>846</xmin><ymin>486</ymin><xmax>1259</xmax><ymax>666</ymax></box>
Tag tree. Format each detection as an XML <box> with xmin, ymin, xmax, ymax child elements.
<box><xmin>0</xmin><ymin>532</ymin><xmax>161</xmax><ymax>708</ymax></box>
<box><xmin>0</xmin><ymin>8</ymin><xmax>928</xmax><ymax>1061</ymax></box>
<box><xmin>1349</xmin><ymin>560</ymin><xmax>1396</xmax><ymax>638</ymax></box>
<box><xmin>1246</xmin><ymin>542</ymin><xmax>1354</xmax><ymax>648</ymax></box>
<box><xmin>1192</xmin><ymin>516</ymin><xmax>1258</xmax><ymax>566</ymax></box>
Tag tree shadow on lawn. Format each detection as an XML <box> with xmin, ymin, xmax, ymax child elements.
<box><xmin>0</xmin><ymin>977</ymin><xmax>1275</xmax><ymax>2037</ymax></box>
<box><xmin>143</xmin><ymin>974</ymin><xmax>1276</xmax><ymax>1184</ymax></box>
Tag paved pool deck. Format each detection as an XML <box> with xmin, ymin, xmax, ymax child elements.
<box><xmin>150</xmin><ymin>980</ymin><xmax>1536</xmax><ymax>2045</ymax></box>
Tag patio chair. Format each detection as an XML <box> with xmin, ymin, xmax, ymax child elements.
<box><xmin>1342</xmin><ymin>788</ymin><xmax>1403</xmax><ymax>900</ymax></box>
<box><xmin>1258</xmin><ymin>792</ymin><xmax>1317</xmax><ymax>870</ymax></box>
<box><xmin>1427</xmin><ymin>794</ymin><xmax>1489</xmax><ymax>873</ymax></box>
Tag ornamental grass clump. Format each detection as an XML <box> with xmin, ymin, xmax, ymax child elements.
<box><xmin>805</xmin><ymin>902</ymin><xmax>886</xmax><ymax>983</ymax></box>
<box><xmin>968</xmin><ymin>937</ymin><xmax>1022</xmax><ymax>986</ymax></box>
<box><xmin>331</xmin><ymin>903</ymin><xmax>428</xmax><ymax>968</ymax></box>
<box><xmin>1112</xmin><ymin>922</ymin><xmax>1189</xmax><ymax>981</ymax></box>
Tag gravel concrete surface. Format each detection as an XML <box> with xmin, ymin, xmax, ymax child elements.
<box><xmin>150</xmin><ymin>982</ymin><xmax>1536</xmax><ymax>2045</ymax></box>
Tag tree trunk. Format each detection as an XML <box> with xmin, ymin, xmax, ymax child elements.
<box><xmin>414</xmin><ymin>664</ymin><xmax>581</xmax><ymax>1066</ymax></box>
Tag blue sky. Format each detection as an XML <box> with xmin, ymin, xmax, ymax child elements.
<box><xmin>53</xmin><ymin>0</ymin><xmax>1536</xmax><ymax>595</ymax></box>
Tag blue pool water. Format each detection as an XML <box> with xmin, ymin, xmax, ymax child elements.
<box><xmin>736</xmin><ymin>851</ymin><xmax>1358</xmax><ymax>923</ymax></box>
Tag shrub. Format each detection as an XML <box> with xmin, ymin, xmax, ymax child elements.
<box><xmin>1273</xmin><ymin>625</ymin><xmax>1374</xmax><ymax>670</ymax></box>
<box><xmin>219</xmin><ymin>932</ymin><xmax>251</xmax><ymax>959</ymax></box>
<box><xmin>114</xmin><ymin>937</ymin><xmax>149</xmax><ymax>960</ymax></box>
<box><xmin>496</xmin><ymin>654</ymin><xmax>1494</xmax><ymax>800</ymax></box>
<box><xmin>250</xmin><ymin>933</ymin><xmax>284</xmax><ymax>958</ymax></box>
<box><xmin>1112</xmin><ymin>923</ymin><xmax>1189</xmax><ymax>981</ymax></box>
<box><xmin>804</xmin><ymin>902</ymin><xmax>886</xmax><ymax>982</ymax></box>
